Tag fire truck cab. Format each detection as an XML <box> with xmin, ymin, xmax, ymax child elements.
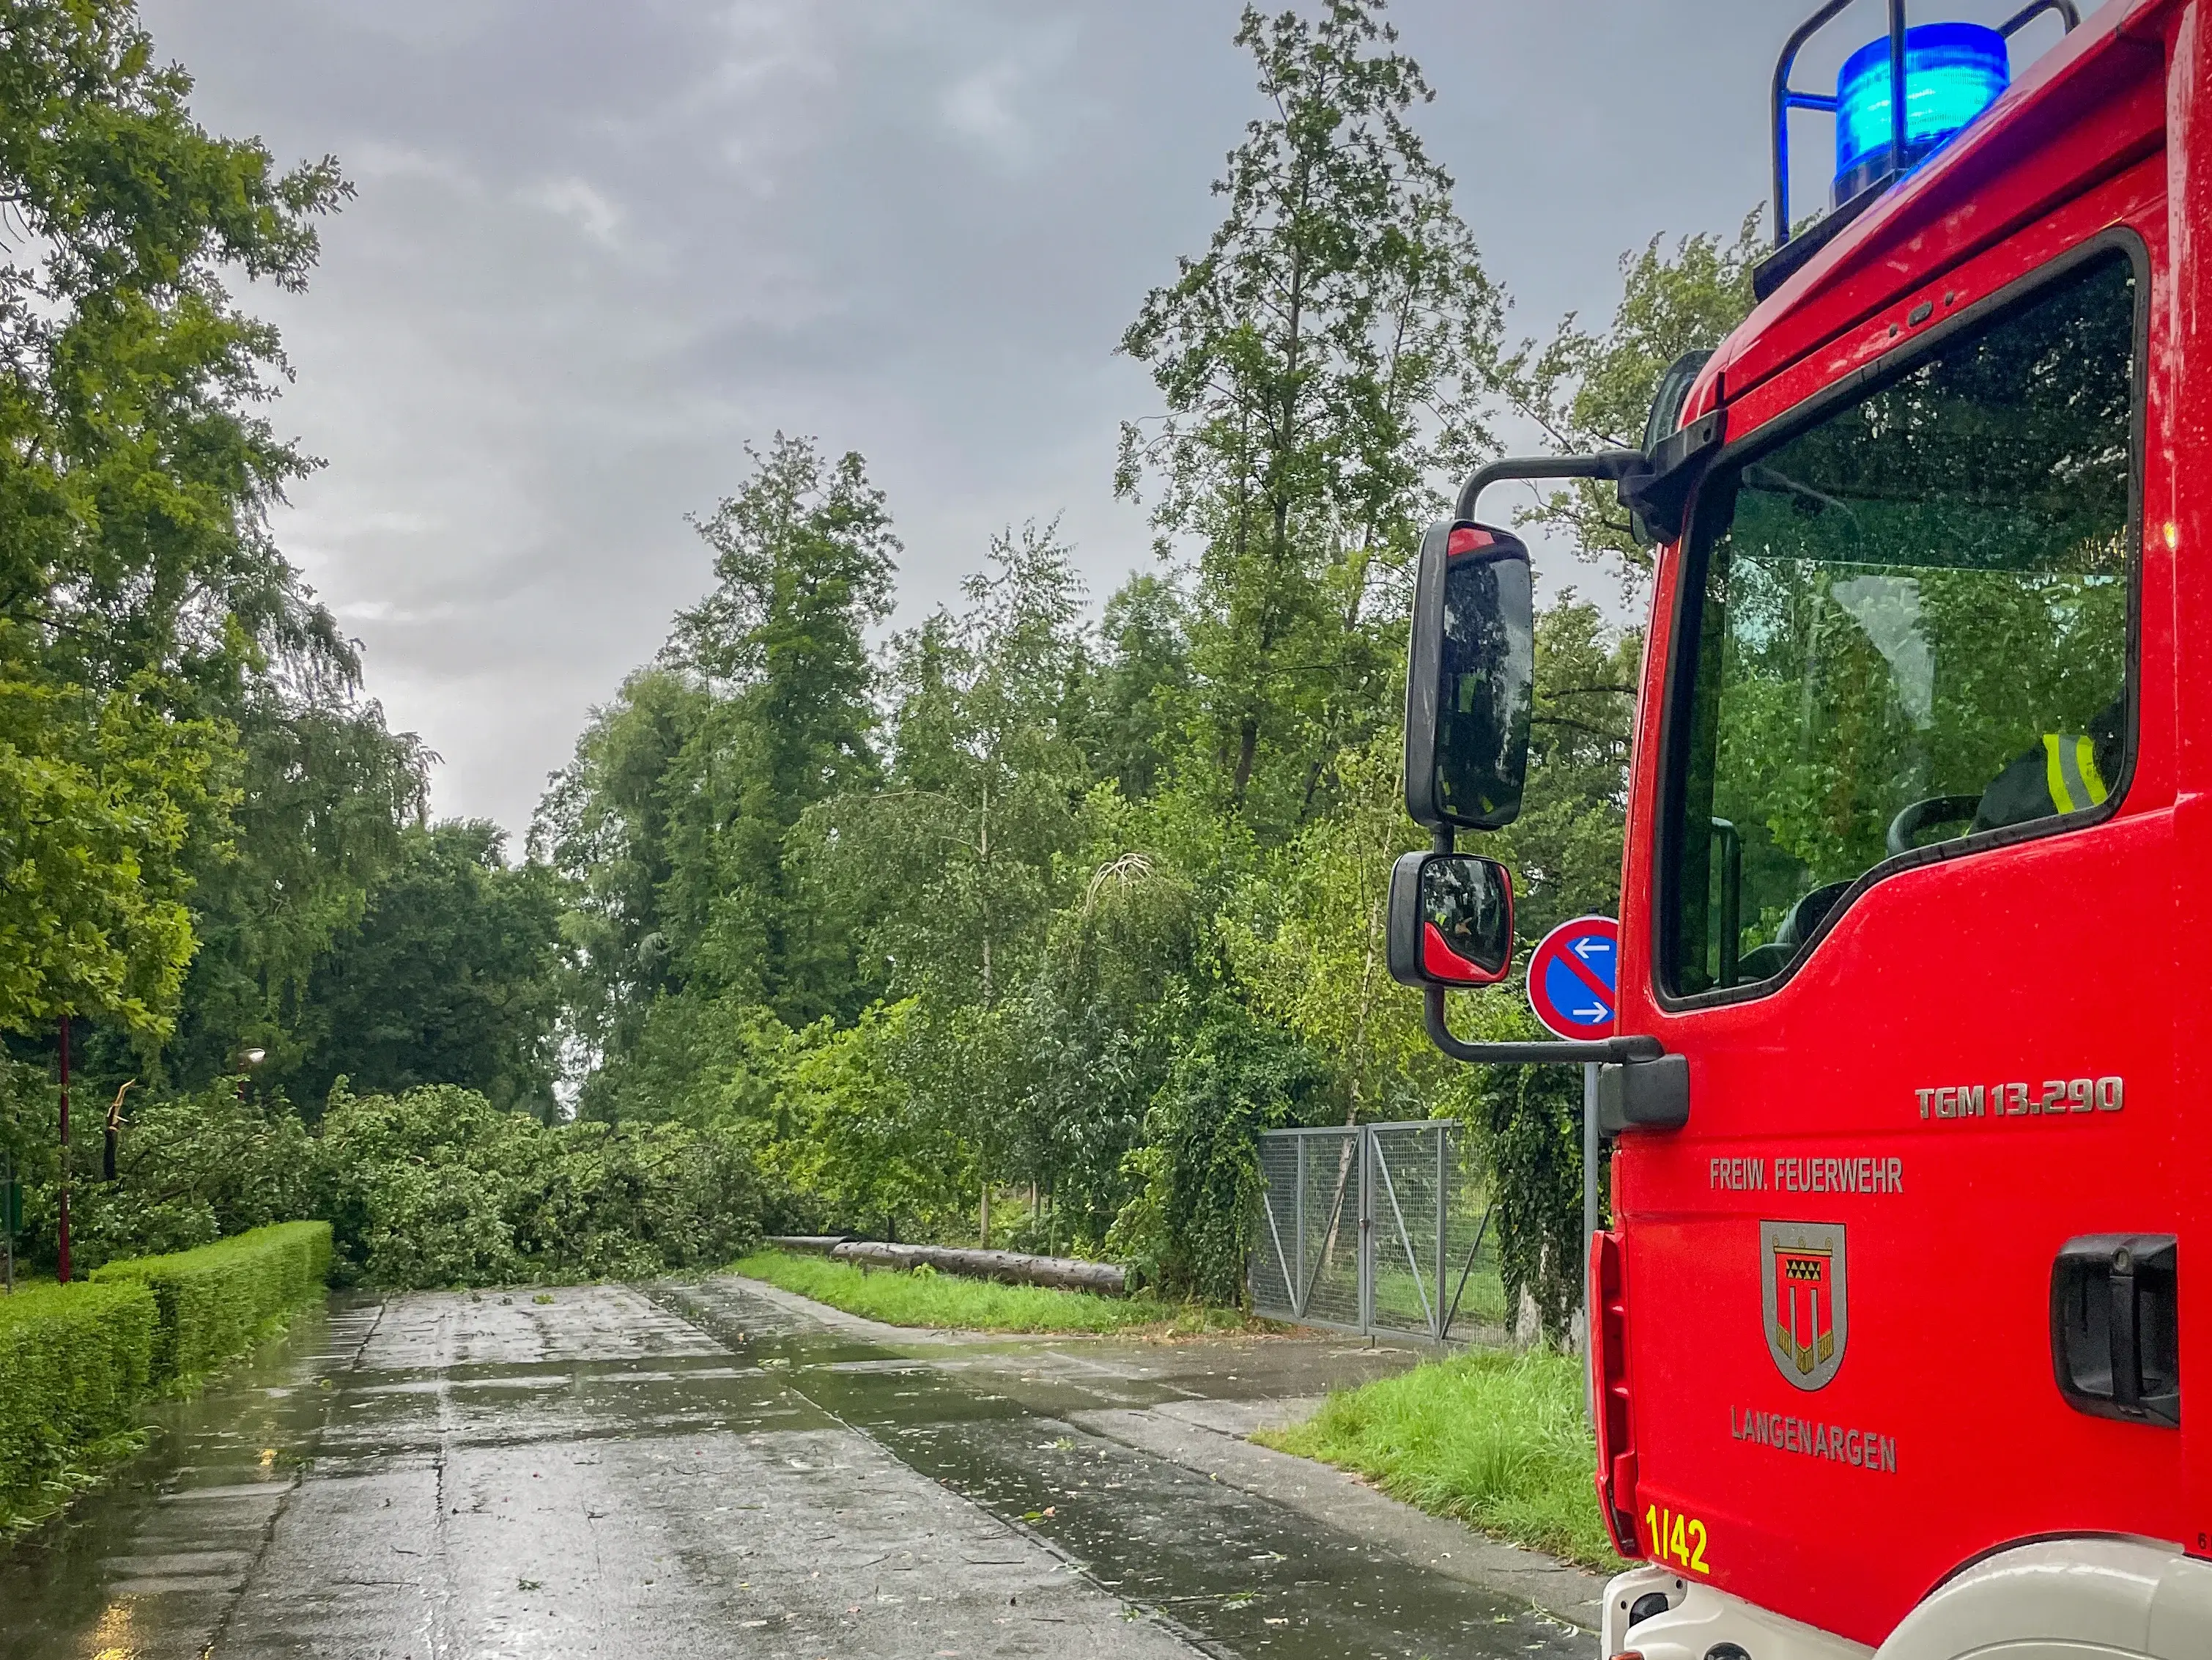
<box><xmin>1392</xmin><ymin>1</ymin><xmax>2212</xmax><ymax>1654</ymax></box>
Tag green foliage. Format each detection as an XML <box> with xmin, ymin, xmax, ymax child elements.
<box><xmin>1232</xmin><ymin>730</ymin><xmax>1465</xmax><ymax>1121</ymax></box>
<box><xmin>1509</xmin><ymin>213</ymin><xmax>1762</xmax><ymax>588</ymax></box>
<box><xmin>661</xmin><ymin>435</ymin><xmax>900</xmax><ymax>1025</ymax></box>
<box><xmin>485</xmin><ymin>5</ymin><xmax>1706</xmax><ymax>1333</ymax></box>
<box><xmin>1</xmin><ymin>1222</ymin><xmax>328</xmax><ymax>1527</ymax></box>
<box><xmin>533</xmin><ymin>668</ymin><xmax>711</xmax><ymax>1082</ymax></box>
<box><xmin>0</xmin><ymin>1280</ymin><xmax>157</xmax><ymax>1527</ymax></box>
<box><xmin>728</xmin><ymin>1248</ymin><xmax>1248</xmax><ymax>1336</ymax></box>
<box><xmin>764</xmin><ymin>1001</ymin><xmax>971</xmax><ymax>1238</ymax></box>
<box><xmin>1114</xmin><ymin>1006</ymin><xmax>1331</xmax><ymax>1301</ymax></box>
<box><xmin>800</xmin><ymin>522</ymin><xmax>1093</xmax><ymax>1014</ymax></box>
<box><xmin>0</xmin><ymin>671</ymin><xmax>223</xmax><ymax>1040</ymax></box>
<box><xmin>311</xmin><ymin>1083</ymin><xmax>763</xmax><ymax>1289</ymax></box>
<box><xmin>539</xmin><ymin>436</ymin><xmax>901</xmax><ymax>1123</ymax></box>
<box><xmin>1081</xmin><ymin>574</ymin><xmax>1191</xmax><ymax>803</ymax></box>
<box><xmin>160</xmin><ymin>694</ymin><xmax>432</xmax><ymax>1093</ymax></box>
<box><xmin>67</xmin><ymin>1080</ymin><xmax>314</xmax><ymax>1269</ymax></box>
<box><xmin>1260</xmin><ymin>1349</ymin><xmax>1624</xmax><ymax>1570</ymax></box>
<box><xmin>90</xmin><ymin>1220</ymin><xmax>329</xmax><ymax>1387</ymax></box>
<box><xmin>289</xmin><ymin>821</ymin><xmax>564</xmax><ymax>1115</ymax></box>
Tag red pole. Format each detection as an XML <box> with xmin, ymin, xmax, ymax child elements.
<box><xmin>56</xmin><ymin>1015</ymin><xmax>70</xmax><ymax>1286</ymax></box>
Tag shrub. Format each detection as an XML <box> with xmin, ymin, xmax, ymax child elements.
<box><xmin>1478</xmin><ymin>1063</ymin><xmax>1601</xmax><ymax>1348</ymax></box>
<box><xmin>351</xmin><ymin>1160</ymin><xmax>528</xmax><ymax>1290</ymax></box>
<box><xmin>0</xmin><ymin>1281</ymin><xmax>157</xmax><ymax>1521</ymax></box>
<box><xmin>519</xmin><ymin>1121</ymin><xmax>766</xmax><ymax>1280</ymax></box>
<box><xmin>92</xmin><ymin>1221</ymin><xmax>332</xmax><ymax>1387</ymax></box>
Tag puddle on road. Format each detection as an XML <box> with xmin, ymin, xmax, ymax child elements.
<box><xmin>654</xmin><ymin>1279</ymin><xmax>1584</xmax><ymax>1660</ymax></box>
<box><xmin>876</xmin><ymin>1414</ymin><xmax>1583</xmax><ymax>1658</ymax></box>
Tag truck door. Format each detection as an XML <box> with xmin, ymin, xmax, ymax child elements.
<box><xmin>1616</xmin><ymin>215</ymin><xmax>2180</xmax><ymax>1645</ymax></box>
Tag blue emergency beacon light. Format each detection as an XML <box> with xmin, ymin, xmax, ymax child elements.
<box><xmin>1757</xmin><ymin>2</ymin><xmax>2078</xmax><ymax>303</ymax></box>
<box><xmin>1832</xmin><ymin>23</ymin><xmax>2010</xmax><ymax>204</ymax></box>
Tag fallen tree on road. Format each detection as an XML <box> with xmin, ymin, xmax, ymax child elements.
<box><xmin>824</xmin><ymin>1241</ymin><xmax>1126</xmax><ymax>1297</ymax></box>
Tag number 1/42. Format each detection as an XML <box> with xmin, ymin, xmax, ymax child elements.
<box><xmin>1645</xmin><ymin>1503</ymin><xmax>1710</xmax><ymax>1574</ymax></box>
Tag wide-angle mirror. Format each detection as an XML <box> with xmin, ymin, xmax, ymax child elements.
<box><xmin>1386</xmin><ymin>852</ymin><xmax>1516</xmax><ymax>988</ymax></box>
<box><xmin>1403</xmin><ymin>520</ymin><xmax>1535</xmax><ymax>831</ymax></box>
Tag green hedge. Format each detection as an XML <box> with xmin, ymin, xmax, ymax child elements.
<box><xmin>0</xmin><ymin>1281</ymin><xmax>157</xmax><ymax>1519</ymax></box>
<box><xmin>92</xmin><ymin>1221</ymin><xmax>332</xmax><ymax>1387</ymax></box>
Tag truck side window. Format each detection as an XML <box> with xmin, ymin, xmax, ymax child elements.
<box><xmin>1664</xmin><ymin>248</ymin><xmax>2138</xmax><ymax>998</ymax></box>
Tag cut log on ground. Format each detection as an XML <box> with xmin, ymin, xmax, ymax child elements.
<box><xmin>829</xmin><ymin>1241</ymin><xmax>1127</xmax><ymax>1297</ymax></box>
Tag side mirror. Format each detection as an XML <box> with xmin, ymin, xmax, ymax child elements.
<box><xmin>1387</xmin><ymin>852</ymin><xmax>1516</xmax><ymax>989</ymax></box>
<box><xmin>1402</xmin><ymin>520</ymin><xmax>1534</xmax><ymax>831</ymax></box>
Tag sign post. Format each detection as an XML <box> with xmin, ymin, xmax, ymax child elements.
<box><xmin>1527</xmin><ymin>915</ymin><xmax>1620</xmax><ymax>1380</ymax></box>
<box><xmin>1</xmin><ymin>1151</ymin><xmax>15</xmax><ymax>1294</ymax></box>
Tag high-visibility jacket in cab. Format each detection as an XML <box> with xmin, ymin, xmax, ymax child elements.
<box><xmin>1972</xmin><ymin>731</ymin><xmax>2114</xmax><ymax>832</ymax></box>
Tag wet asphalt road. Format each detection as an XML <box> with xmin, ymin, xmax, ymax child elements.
<box><xmin>0</xmin><ymin>1277</ymin><xmax>1591</xmax><ymax>1659</ymax></box>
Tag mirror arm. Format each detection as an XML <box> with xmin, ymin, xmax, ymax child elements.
<box><xmin>1424</xmin><ymin>986</ymin><xmax>1665</xmax><ymax>1067</ymax></box>
<box><xmin>1454</xmin><ymin>450</ymin><xmax>1649</xmax><ymax>524</ymax></box>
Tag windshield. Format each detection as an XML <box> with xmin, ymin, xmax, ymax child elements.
<box><xmin>1664</xmin><ymin>248</ymin><xmax>2138</xmax><ymax>997</ymax></box>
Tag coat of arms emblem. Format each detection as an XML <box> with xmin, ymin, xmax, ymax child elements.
<box><xmin>1761</xmin><ymin>1220</ymin><xmax>1848</xmax><ymax>1390</ymax></box>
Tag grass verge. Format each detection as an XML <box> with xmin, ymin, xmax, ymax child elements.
<box><xmin>1257</xmin><ymin>1349</ymin><xmax>1628</xmax><ymax>1572</ymax></box>
<box><xmin>726</xmin><ymin>1248</ymin><xmax>1257</xmax><ymax>1335</ymax></box>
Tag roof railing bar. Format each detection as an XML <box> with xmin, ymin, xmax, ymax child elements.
<box><xmin>1887</xmin><ymin>0</ymin><xmax>1909</xmax><ymax>184</ymax></box>
<box><xmin>1771</xmin><ymin>0</ymin><xmax>1864</xmax><ymax>248</ymax></box>
<box><xmin>1999</xmin><ymin>0</ymin><xmax>2079</xmax><ymax>35</ymax></box>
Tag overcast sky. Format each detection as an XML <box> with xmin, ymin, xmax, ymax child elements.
<box><xmin>136</xmin><ymin>0</ymin><xmax>2098</xmax><ymax>840</ymax></box>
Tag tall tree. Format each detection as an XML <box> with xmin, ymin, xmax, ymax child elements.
<box><xmin>535</xmin><ymin>668</ymin><xmax>710</xmax><ymax>1073</ymax></box>
<box><xmin>793</xmin><ymin>524</ymin><xmax>1096</xmax><ymax>1239</ymax></box>
<box><xmin>0</xmin><ymin>0</ymin><xmax>354</xmax><ymax>1043</ymax></box>
<box><xmin>1081</xmin><ymin>572</ymin><xmax>1192</xmax><ymax>803</ymax></box>
<box><xmin>161</xmin><ymin>688</ymin><xmax>432</xmax><ymax>1088</ymax></box>
<box><xmin>662</xmin><ymin>435</ymin><xmax>899</xmax><ymax>1025</ymax></box>
<box><xmin>1118</xmin><ymin>0</ymin><xmax>1503</xmax><ymax>831</ymax></box>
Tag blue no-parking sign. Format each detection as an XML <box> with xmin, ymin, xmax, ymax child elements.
<box><xmin>1527</xmin><ymin>915</ymin><xmax>1620</xmax><ymax>1040</ymax></box>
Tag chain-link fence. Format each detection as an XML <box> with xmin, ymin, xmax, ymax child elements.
<box><xmin>1250</xmin><ymin>1121</ymin><xmax>1494</xmax><ymax>1342</ymax></box>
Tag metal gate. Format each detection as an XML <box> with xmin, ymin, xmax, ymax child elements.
<box><xmin>1248</xmin><ymin>1121</ymin><xmax>1491</xmax><ymax>1342</ymax></box>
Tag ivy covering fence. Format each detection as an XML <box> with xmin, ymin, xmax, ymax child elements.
<box><xmin>0</xmin><ymin>1222</ymin><xmax>332</xmax><ymax>1526</ymax></box>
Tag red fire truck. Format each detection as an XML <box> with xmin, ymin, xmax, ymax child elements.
<box><xmin>1390</xmin><ymin>1</ymin><xmax>2212</xmax><ymax>1653</ymax></box>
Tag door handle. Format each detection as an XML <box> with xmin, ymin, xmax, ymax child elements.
<box><xmin>2050</xmin><ymin>1233</ymin><xmax>2179</xmax><ymax>1428</ymax></box>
